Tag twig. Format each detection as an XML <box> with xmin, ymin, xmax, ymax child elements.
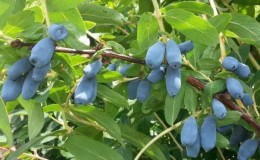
<box><xmin>248</xmin><ymin>53</ymin><xmax>260</xmax><ymax>70</ymax></box>
<box><xmin>217</xmin><ymin>147</ymin><xmax>226</xmax><ymax>160</ymax></box>
<box><xmin>41</xmin><ymin>0</ymin><xmax>50</xmax><ymax>27</ymax></box>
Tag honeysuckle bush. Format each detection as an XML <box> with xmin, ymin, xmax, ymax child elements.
<box><xmin>0</xmin><ymin>0</ymin><xmax>260</xmax><ymax>159</ymax></box>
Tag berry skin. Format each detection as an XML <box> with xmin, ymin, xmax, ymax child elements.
<box><xmin>7</xmin><ymin>57</ymin><xmax>33</xmax><ymax>80</ymax></box>
<box><xmin>118</xmin><ymin>64</ymin><xmax>130</xmax><ymax>76</ymax></box>
<box><xmin>222</xmin><ymin>56</ymin><xmax>239</xmax><ymax>71</ymax></box>
<box><xmin>186</xmin><ymin>127</ymin><xmax>200</xmax><ymax>158</ymax></box>
<box><xmin>230</xmin><ymin>125</ymin><xmax>247</xmax><ymax>146</ymax></box>
<box><xmin>32</xmin><ymin>63</ymin><xmax>51</xmax><ymax>81</ymax></box>
<box><xmin>181</xmin><ymin>116</ymin><xmax>198</xmax><ymax>146</ymax></box>
<box><xmin>21</xmin><ymin>70</ymin><xmax>41</xmax><ymax>100</ymax></box>
<box><xmin>74</xmin><ymin>77</ymin><xmax>95</xmax><ymax>105</ymax></box>
<box><xmin>178</xmin><ymin>40</ymin><xmax>194</xmax><ymax>54</ymax></box>
<box><xmin>29</xmin><ymin>37</ymin><xmax>55</xmax><ymax>67</ymax></box>
<box><xmin>217</xmin><ymin>124</ymin><xmax>233</xmax><ymax>134</ymax></box>
<box><xmin>127</xmin><ymin>79</ymin><xmax>140</xmax><ymax>100</ymax></box>
<box><xmin>212</xmin><ymin>98</ymin><xmax>227</xmax><ymax>119</ymax></box>
<box><xmin>238</xmin><ymin>138</ymin><xmax>259</xmax><ymax>160</ymax></box>
<box><xmin>1</xmin><ymin>77</ymin><xmax>24</xmax><ymax>102</ymax></box>
<box><xmin>165</xmin><ymin>66</ymin><xmax>181</xmax><ymax>96</ymax></box>
<box><xmin>166</xmin><ymin>39</ymin><xmax>182</xmax><ymax>70</ymax></box>
<box><xmin>145</xmin><ymin>42</ymin><xmax>165</xmax><ymax>69</ymax></box>
<box><xmin>136</xmin><ymin>80</ymin><xmax>151</xmax><ymax>102</ymax></box>
<box><xmin>147</xmin><ymin>67</ymin><xmax>165</xmax><ymax>83</ymax></box>
<box><xmin>200</xmin><ymin>115</ymin><xmax>216</xmax><ymax>152</ymax></box>
<box><xmin>241</xmin><ymin>93</ymin><xmax>254</xmax><ymax>106</ymax></box>
<box><xmin>233</xmin><ymin>62</ymin><xmax>251</xmax><ymax>78</ymax></box>
<box><xmin>48</xmin><ymin>24</ymin><xmax>68</xmax><ymax>41</ymax></box>
<box><xmin>226</xmin><ymin>77</ymin><xmax>244</xmax><ymax>99</ymax></box>
<box><xmin>106</xmin><ymin>63</ymin><xmax>117</xmax><ymax>71</ymax></box>
<box><xmin>83</xmin><ymin>60</ymin><xmax>102</xmax><ymax>78</ymax></box>
<box><xmin>89</xmin><ymin>77</ymin><xmax>97</xmax><ymax>103</ymax></box>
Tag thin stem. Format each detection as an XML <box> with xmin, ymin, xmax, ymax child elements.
<box><xmin>217</xmin><ymin>147</ymin><xmax>225</xmax><ymax>160</ymax></box>
<box><xmin>134</xmin><ymin>122</ymin><xmax>182</xmax><ymax>160</ymax></box>
<box><xmin>41</xmin><ymin>0</ymin><xmax>50</xmax><ymax>27</ymax></box>
<box><xmin>219</xmin><ymin>33</ymin><xmax>226</xmax><ymax>61</ymax></box>
<box><xmin>248</xmin><ymin>53</ymin><xmax>260</xmax><ymax>70</ymax></box>
<box><xmin>22</xmin><ymin>153</ymin><xmax>48</xmax><ymax>160</ymax></box>
<box><xmin>209</xmin><ymin>0</ymin><xmax>218</xmax><ymax>16</ymax></box>
<box><xmin>252</xmin><ymin>94</ymin><xmax>260</xmax><ymax>117</ymax></box>
<box><xmin>61</xmin><ymin>107</ymin><xmax>70</xmax><ymax>131</ymax></box>
<box><xmin>154</xmin><ymin>113</ymin><xmax>183</xmax><ymax>151</ymax></box>
<box><xmin>117</xmin><ymin>26</ymin><xmax>130</xmax><ymax>36</ymax></box>
<box><xmin>65</xmin><ymin>82</ymin><xmax>79</xmax><ymax>108</ymax></box>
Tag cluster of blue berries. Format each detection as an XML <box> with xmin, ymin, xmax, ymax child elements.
<box><xmin>1</xmin><ymin>24</ymin><xmax>68</xmax><ymax>101</ymax></box>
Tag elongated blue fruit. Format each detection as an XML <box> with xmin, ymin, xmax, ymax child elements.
<box><xmin>230</xmin><ymin>125</ymin><xmax>247</xmax><ymax>146</ymax></box>
<box><xmin>145</xmin><ymin>42</ymin><xmax>165</xmax><ymax>69</ymax></box>
<box><xmin>83</xmin><ymin>60</ymin><xmax>102</xmax><ymax>78</ymax></box>
<box><xmin>32</xmin><ymin>63</ymin><xmax>51</xmax><ymax>81</ymax></box>
<box><xmin>147</xmin><ymin>67</ymin><xmax>165</xmax><ymax>83</ymax></box>
<box><xmin>166</xmin><ymin>39</ymin><xmax>182</xmax><ymax>70</ymax></box>
<box><xmin>200</xmin><ymin>115</ymin><xmax>216</xmax><ymax>152</ymax></box>
<box><xmin>29</xmin><ymin>37</ymin><xmax>55</xmax><ymax>67</ymax></box>
<box><xmin>234</xmin><ymin>63</ymin><xmax>251</xmax><ymax>78</ymax></box>
<box><xmin>217</xmin><ymin>124</ymin><xmax>233</xmax><ymax>134</ymax></box>
<box><xmin>106</xmin><ymin>63</ymin><xmax>117</xmax><ymax>71</ymax></box>
<box><xmin>181</xmin><ymin>116</ymin><xmax>198</xmax><ymax>146</ymax></box>
<box><xmin>241</xmin><ymin>93</ymin><xmax>253</xmax><ymax>106</ymax></box>
<box><xmin>212</xmin><ymin>98</ymin><xmax>227</xmax><ymax>119</ymax></box>
<box><xmin>74</xmin><ymin>77</ymin><xmax>95</xmax><ymax>104</ymax></box>
<box><xmin>178</xmin><ymin>40</ymin><xmax>194</xmax><ymax>54</ymax></box>
<box><xmin>22</xmin><ymin>70</ymin><xmax>41</xmax><ymax>100</ymax></box>
<box><xmin>119</xmin><ymin>64</ymin><xmax>130</xmax><ymax>76</ymax></box>
<box><xmin>165</xmin><ymin>66</ymin><xmax>181</xmax><ymax>96</ymax></box>
<box><xmin>238</xmin><ymin>138</ymin><xmax>259</xmax><ymax>160</ymax></box>
<box><xmin>48</xmin><ymin>24</ymin><xmax>68</xmax><ymax>41</ymax></box>
<box><xmin>1</xmin><ymin>77</ymin><xmax>24</xmax><ymax>102</ymax></box>
<box><xmin>7</xmin><ymin>57</ymin><xmax>33</xmax><ymax>80</ymax></box>
<box><xmin>127</xmin><ymin>79</ymin><xmax>140</xmax><ymax>100</ymax></box>
<box><xmin>136</xmin><ymin>80</ymin><xmax>151</xmax><ymax>102</ymax></box>
<box><xmin>186</xmin><ymin>127</ymin><xmax>200</xmax><ymax>158</ymax></box>
<box><xmin>226</xmin><ymin>77</ymin><xmax>244</xmax><ymax>99</ymax></box>
<box><xmin>89</xmin><ymin>77</ymin><xmax>97</xmax><ymax>103</ymax></box>
<box><xmin>222</xmin><ymin>56</ymin><xmax>239</xmax><ymax>71</ymax></box>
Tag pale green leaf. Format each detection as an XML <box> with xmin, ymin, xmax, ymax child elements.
<box><xmin>216</xmin><ymin>132</ymin><xmax>230</xmax><ymax>148</ymax></box>
<box><xmin>47</xmin><ymin>0</ymin><xmax>85</xmax><ymax>11</ymax></box>
<box><xmin>184</xmin><ymin>84</ymin><xmax>198</xmax><ymax>114</ymax></box>
<box><xmin>208</xmin><ymin>13</ymin><xmax>232</xmax><ymax>32</ymax></box>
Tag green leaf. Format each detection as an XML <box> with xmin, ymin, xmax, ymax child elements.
<box><xmin>184</xmin><ymin>84</ymin><xmax>198</xmax><ymax>114</ymax></box>
<box><xmin>47</xmin><ymin>0</ymin><xmax>85</xmax><ymax>11</ymax></box>
<box><xmin>78</xmin><ymin>3</ymin><xmax>123</xmax><ymax>25</ymax></box>
<box><xmin>71</xmin><ymin>106</ymin><xmax>122</xmax><ymax>143</ymax></box>
<box><xmin>164</xmin><ymin>82</ymin><xmax>186</xmax><ymax>125</ymax></box>
<box><xmin>208</xmin><ymin>13</ymin><xmax>232</xmax><ymax>32</ymax></box>
<box><xmin>0</xmin><ymin>98</ymin><xmax>13</xmax><ymax>146</ymax></box>
<box><xmin>120</xmin><ymin>125</ymin><xmax>167</xmax><ymax>160</ymax></box>
<box><xmin>165</xmin><ymin>9</ymin><xmax>219</xmax><ymax>46</ymax></box>
<box><xmin>226</xmin><ymin>13</ymin><xmax>260</xmax><ymax>47</ymax></box>
<box><xmin>137</xmin><ymin>13</ymin><xmax>159</xmax><ymax>52</ymax></box>
<box><xmin>197</xmin><ymin>58</ymin><xmax>221</xmax><ymax>70</ymax></box>
<box><xmin>97</xmin><ymin>84</ymin><xmax>129</xmax><ymax>109</ymax></box>
<box><xmin>216</xmin><ymin>132</ymin><xmax>229</xmax><ymax>148</ymax></box>
<box><xmin>232</xmin><ymin>0</ymin><xmax>260</xmax><ymax>5</ymax></box>
<box><xmin>216</xmin><ymin>111</ymin><xmax>242</xmax><ymax>126</ymax></box>
<box><xmin>163</xmin><ymin>1</ymin><xmax>213</xmax><ymax>16</ymax></box>
<box><xmin>204</xmin><ymin>80</ymin><xmax>226</xmax><ymax>96</ymax></box>
<box><xmin>18</xmin><ymin>98</ymin><xmax>44</xmax><ymax>140</ymax></box>
<box><xmin>64</xmin><ymin>134</ymin><xmax>123</xmax><ymax>160</ymax></box>
<box><xmin>97</xmin><ymin>70</ymin><xmax>123</xmax><ymax>83</ymax></box>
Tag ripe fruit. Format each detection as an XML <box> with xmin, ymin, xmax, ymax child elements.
<box><xmin>226</xmin><ymin>77</ymin><xmax>244</xmax><ymax>99</ymax></box>
<box><xmin>127</xmin><ymin>79</ymin><xmax>140</xmax><ymax>100</ymax></box>
<box><xmin>165</xmin><ymin>66</ymin><xmax>181</xmax><ymax>96</ymax></box>
<box><xmin>136</xmin><ymin>80</ymin><xmax>151</xmax><ymax>102</ymax></box>
<box><xmin>74</xmin><ymin>77</ymin><xmax>95</xmax><ymax>104</ymax></box>
<box><xmin>7</xmin><ymin>57</ymin><xmax>33</xmax><ymax>80</ymax></box>
<box><xmin>234</xmin><ymin>62</ymin><xmax>251</xmax><ymax>78</ymax></box>
<box><xmin>29</xmin><ymin>37</ymin><xmax>55</xmax><ymax>67</ymax></box>
<box><xmin>32</xmin><ymin>63</ymin><xmax>51</xmax><ymax>81</ymax></box>
<box><xmin>241</xmin><ymin>93</ymin><xmax>253</xmax><ymax>106</ymax></box>
<box><xmin>186</xmin><ymin>127</ymin><xmax>200</xmax><ymax>158</ymax></box>
<box><xmin>230</xmin><ymin>125</ymin><xmax>247</xmax><ymax>146</ymax></box>
<box><xmin>222</xmin><ymin>56</ymin><xmax>239</xmax><ymax>71</ymax></box>
<box><xmin>118</xmin><ymin>64</ymin><xmax>130</xmax><ymax>76</ymax></box>
<box><xmin>238</xmin><ymin>138</ymin><xmax>259</xmax><ymax>160</ymax></box>
<box><xmin>145</xmin><ymin>42</ymin><xmax>165</xmax><ymax>69</ymax></box>
<box><xmin>21</xmin><ymin>70</ymin><xmax>41</xmax><ymax>100</ymax></box>
<box><xmin>89</xmin><ymin>77</ymin><xmax>97</xmax><ymax>103</ymax></box>
<box><xmin>1</xmin><ymin>77</ymin><xmax>24</xmax><ymax>102</ymax></box>
<box><xmin>83</xmin><ymin>60</ymin><xmax>102</xmax><ymax>78</ymax></box>
<box><xmin>200</xmin><ymin>115</ymin><xmax>216</xmax><ymax>152</ymax></box>
<box><xmin>181</xmin><ymin>116</ymin><xmax>198</xmax><ymax>146</ymax></box>
<box><xmin>178</xmin><ymin>40</ymin><xmax>194</xmax><ymax>54</ymax></box>
<box><xmin>106</xmin><ymin>63</ymin><xmax>117</xmax><ymax>71</ymax></box>
<box><xmin>217</xmin><ymin>124</ymin><xmax>233</xmax><ymax>134</ymax></box>
<box><xmin>212</xmin><ymin>98</ymin><xmax>227</xmax><ymax>119</ymax></box>
<box><xmin>147</xmin><ymin>67</ymin><xmax>165</xmax><ymax>83</ymax></box>
<box><xmin>48</xmin><ymin>24</ymin><xmax>68</xmax><ymax>41</ymax></box>
<box><xmin>166</xmin><ymin>39</ymin><xmax>182</xmax><ymax>70</ymax></box>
